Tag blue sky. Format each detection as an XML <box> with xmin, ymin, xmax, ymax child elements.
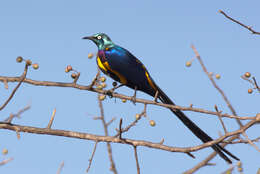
<box><xmin>0</xmin><ymin>0</ymin><xmax>260</xmax><ymax>174</ymax></box>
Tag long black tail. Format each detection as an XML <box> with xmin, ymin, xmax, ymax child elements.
<box><xmin>155</xmin><ymin>86</ymin><xmax>239</xmax><ymax>163</ymax></box>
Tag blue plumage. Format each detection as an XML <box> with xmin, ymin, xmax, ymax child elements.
<box><xmin>83</xmin><ymin>33</ymin><xmax>239</xmax><ymax>163</ymax></box>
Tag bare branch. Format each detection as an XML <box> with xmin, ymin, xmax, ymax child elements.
<box><xmin>98</xmin><ymin>95</ymin><xmax>118</xmax><ymax>174</ymax></box>
<box><xmin>215</xmin><ymin>105</ymin><xmax>228</xmax><ymax>134</ymax></box>
<box><xmin>133</xmin><ymin>146</ymin><xmax>140</xmax><ymax>174</ymax></box>
<box><xmin>0</xmin><ymin>76</ymin><xmax>255</xmax><ymax>121</ymax></box>
<box><xmin>184</xmin><ymin>135</ymin><xmax>239</xmax><ymax>174</ymax></box>
<box><xmin>0</xmin><ymin>63</ymin><xmax>29</xmax><ymax>111</ymax></box>
<box><xmin>0</xmin><ymin>157</ymin><xmax>13</xmax><ymax>166</ymax></box>
<box><xmin>4</xmin><ymin>104</ymin><xmax>31</xmax><ymax>123</ymax></box>
<box><xmin>89</xmin><ymin>69</ymin><xmax>100</xmax><ymax>88</ymax></box>
<box><xmin>56</xmin><ymin>161</ymin><xmax>64</xmax><ymax>174</ymax></box>
<box><xmin>0</xmin><ymin>120</ymin><xmax>256</xmax><ymax>154</ymax></box>
<box><xmin>242</xmin><ymin>132</ymin><xmax>260</xmax><ymax>152</ymax></box>
<box><xmin>86</xmin><ymin>141</ymin><xmax>98</xmax><ymax>173</ymax></box>
<box><xmin>191</xmin><ymin>44</ymin><xmax>243</xmax><ymax>127</ymax></box>
<box><xmin>219</xmin><ymin>10</ymin><xmax>260</xmax><ymax>35</ymax></box>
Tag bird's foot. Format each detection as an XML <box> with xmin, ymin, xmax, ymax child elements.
<box><xmin>130</xmin><ymin>86</ymin><xmax>138</xmax><ymax>105</ymax></box>
<box><xmin>106</xmin><ymin>83</ymin><xmax>125</xmax><ymax>98</ymax></box>
<box><xmin>154</xmin><ymin>90</ymin><xmax>159</xmax><ymax>103</ymax></box>
<box><xmin>106</xmin><ymin>90</ymin><xmax>114</xmax><ymax>98</ymax></box>
<box><xmin>130</xmin><ymin>95</ymin><xmax>136</xmax><ymax>105</ymax></box>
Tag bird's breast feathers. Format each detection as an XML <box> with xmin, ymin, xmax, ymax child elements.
<box><xmin>97</xmin><ymin>50</ymin><xmax>127</xmax><ymax>84</ymax></box>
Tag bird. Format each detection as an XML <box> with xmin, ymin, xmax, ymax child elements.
<box><xmin>82</xmin><ymin>33</ymin><xmax>239</xmax><ymax>163</ymax></box>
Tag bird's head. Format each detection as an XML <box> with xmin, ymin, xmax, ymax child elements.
<box><xmin>82</xmin><ymin>33</ymin><xmax>114</xmax><ymax>50</ymax></box>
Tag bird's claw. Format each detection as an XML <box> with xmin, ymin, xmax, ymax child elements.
<box><xmin>106</xmin><ymin>89</ymin><xmax>114</xmax><ymax>98</ymax></box>
<box><xmin>130</xmin><ymin>95</ymin><xmax>137</xmax><ymax>105</ymax></box>
<box><xmin>130</xmin><ymin>86</ymin><xmax>138</xmax><ymax>105</ymax></box>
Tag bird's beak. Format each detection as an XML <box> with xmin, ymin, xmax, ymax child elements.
<box><xmin>82</xmin><ymin>36</ymin><xmax>94</xmax><ymax>40</ymax></box>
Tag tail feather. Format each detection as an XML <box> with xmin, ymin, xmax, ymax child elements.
<box><xmin>156</xmin><ymin>86</ymin><xmax>239</xmax><ymax>163</ymax></box>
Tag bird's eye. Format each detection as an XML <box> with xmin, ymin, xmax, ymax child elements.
<box><xmin>97</xmin><ymin>36</ymin><xmax>102</xmax><ymax>40</ymax></box>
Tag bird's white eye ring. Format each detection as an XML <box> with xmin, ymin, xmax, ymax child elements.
<box><xmin>97</xmin><ymin>36</ymin><xmax>102</xmax><ymax>40</ymax></box>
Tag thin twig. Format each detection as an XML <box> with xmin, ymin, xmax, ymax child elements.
<box><xmin>90</xmin><ymin>69</ymin><xmax>100</xmax><ymax>88</ymax></box>
<box><xmin>242</xmin><ymin>132</ymin><xmax>260</xmax><ymax>152</ymax></box>
<box><xmin>106</xmin><ymin>117</ymin><xmax>116</xmax><ymax>127</ymax></box>
<box><xmin>219</xmin><ymin>10</ymin><xmax>260</xmax><ymax>35</ymax></box>
<box><xmin>47</xmin><ymin>108</ymin><xmax>56</xmax><ymax>129</ymax></box>
<box><xmin>133</xmin><ymin>146</ymin><xmax>140</xmax><ymax>174</ymax></box>
<box><xmin>114</xmin><ymin>104</ymin><xmax>146</xmax><ymax>138</ymax></box>
<box><xmin>0</xmin><ymin>157</ymin><xmax>13</xmax><ymax>166</ymax></box>
<box><xmin>183</xmin><ymin>135</ymin><xmax>239</xmax><ymax>174</ymax></box>
<box><xmin>119</xmin><ymin>118</ymin><xmax>123</xmax><ymax>139</ymax></box>
<box><xmin>56</xmin><ymin>161</ymin><xmax>64</xmax><ymax>174</ymax></box>
<box><xmin>214</xmin><ymin>105</ymin><xmax>228</xmax><ymax>134</ymax></box>
<box><xmin>252</xmin><ymin>77</ymin><xmax>260</xmax><ymax>92</ymax></box>
<box><xmin>0</xmin><ymin>63</ymin><xmax>29</xmax><ymax>111</ymax></box>
<box><xmin>223</xmin><ymin>136</ymin><xmax>260</xmax><ymax>144</ymax></box>
<box><xmin>191</xmin><ymin>44</ymin><xmax>243</xmax><ymax>128</ymax></box>
<box><xmin>241</xmin><ymin>75</ymin><xmax>260</xmax><ymax>92</ymax></box>
<box><xmin>86</xmin><ymin>141</ymin><xmax>98</xmax><ymax>173</ymax></box>
<box><xmin>98</xmin><ymin>95</ymin><xmax>118</xmax><ymax>174</ymax></box>
<box><xmin>4</xmin><ymin>104</ymin><xmax>31</xmax><ymax>123</ymax></box>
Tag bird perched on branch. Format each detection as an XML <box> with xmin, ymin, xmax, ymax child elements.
<box><xmin>83</xmin><ymin>33</ymin><xmax>239</xmax><ymax>163</ymax></box>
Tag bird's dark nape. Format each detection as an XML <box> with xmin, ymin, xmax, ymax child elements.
<box><xmin>155</xmin><ymin>84</ymin><xmax>239</xmax><ymax>163</ymax></box>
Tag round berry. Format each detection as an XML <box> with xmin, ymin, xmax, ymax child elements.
<box><xmin>2</xmin><ymin>148</ymin><xmax>8</xmax><ymax>155</ymax></box>
<box><xmin>100</xmin><ymin>77</ymin><xmax>106</xmax><ymax>82</ymax></box>
<box><xmin>185</xmin><ymin>61</ymin><xmax>192</xmax><ymax>67</ymax></box>
<box><xmin>71</xmin><ymin>73</ymin><xmax>77</xmax><ymax>79</ymax></box>
<box><xmin>32</xmin><ymin>63</ymin><xmax>39</xmax><ymax>70</ymax></box>
<box><xmin>97</xmin><ymin>85</ymin><xmax>103</xmax><ymax>90</ymax></box>
<box><xmin>16</xmin><ymin>56</ymin><xmax>23</xmax><ymax>63</ymax></box>
<box><xmin>88</xmin><ymin>53</ymin><xmax>94</xmax><ymax>59</ymax></box>
<box><xmin>99</xmin><ymin>95</ymin><xmax>106</xmax><ymax>101</ymax></box>
<box><xmin>244</xmin><ymin>72</ymin><xmax>251</xmax><ymax>78</ymax></box>
<box><xmin>215</xmin><ymin>74</ymin><xmax>221</xmax><ymax>79</ymax></box>
<box><xmin>149</xmin><ymin>120</ymin><xmax>156</xmax><ymax>127</ymax></box>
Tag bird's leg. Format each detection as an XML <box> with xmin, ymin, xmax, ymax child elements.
<box><xmin>106</xmin><ymin>82</ymin><xmax>125</xmax><ymax>97</ymax></box>
<box><xmin>154</xmin><ymin>90</ymin><xmax>159</xmax><ymax>103</ymax></box>
<box><xmin>130</xmin><ymin>86</ymin><xmax>138</xmax><ymax>105</ymax></box>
